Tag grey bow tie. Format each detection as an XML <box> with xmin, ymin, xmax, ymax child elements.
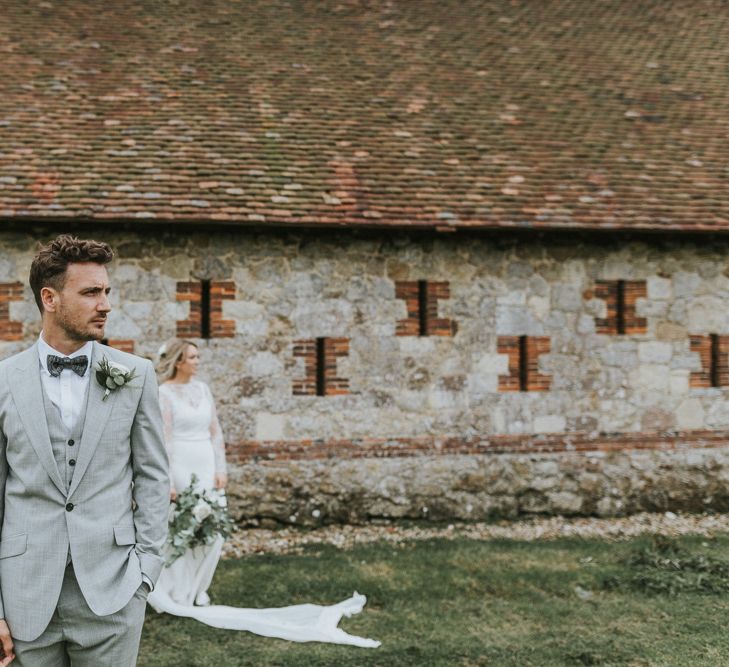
<box><xmin>47</xmin><ymin>354</ymin><xmax>88</xmax><ymax>378</ymax></box>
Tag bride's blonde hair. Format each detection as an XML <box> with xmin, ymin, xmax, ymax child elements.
<box><xmin>155</xmin><ymin>337</ymin><xmax>198</xmax><ymax>383</ymax></box>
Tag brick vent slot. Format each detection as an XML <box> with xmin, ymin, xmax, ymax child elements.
<box><xmin>616</xmin><ymin>280</ymin><xmax>626</xmax><ymax>334</ymax></box>
<box><xmin>498</xmin><ymin>335</ymin><xmax>551</xmax><ymax>392</ymax></box>
<box><xmin>176</xmin><ymin>280</ymin><xmax>235</xmax><ymax>339</ymax></box>
<box><xmin>200</xmin><ymin>279</ymin><xmax>211</xmax><ymax>339</ymax></box>
<box><xmin>418</xmin><ymin>280</ymin><xmax>428</xmax><ymax>336</ymax></box>
<box><xmin>293</xmin><ymin>337</ymin><xmax>350</xmax><ymax>396</ymax></box>
<box><xmin>518</xmin><ymin>335</ymin><xmax>528</xmax><ymax>391</ymax></box>
<box><xmin>315</xmin><ymin>337</ymin><xmax>326</xmax><ymax>396</ymax></box>
<box><xmin>690</xmin><ymin>334</ymin><xmax>729</xmax><ymax>388</ymax></box>
<box><xmin>590</xmin><ymin>279</ymin><xmax>647</xmax><ymax>335</ymax></box>
<box><xmin>395</xmin><ymin>280</ymin><xmax>456</xmax><ymax>336</ymax></box>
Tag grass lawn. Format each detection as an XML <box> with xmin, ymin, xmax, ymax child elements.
<box><xmin>139</xmin><ymin>533</ymin><xmax>729</xmax><ymax>666</ymax></box>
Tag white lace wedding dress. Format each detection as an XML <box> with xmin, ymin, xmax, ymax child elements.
<box><xmin>147</xmin><ymin>380</ymin><xmax>380</xmax><ymax>648</ymax></box>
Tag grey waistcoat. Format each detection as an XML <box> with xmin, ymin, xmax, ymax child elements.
<box><xmin>41</xmin><ymin>379</ymin><xmax>90</xmax><ymax>492</ymax></box>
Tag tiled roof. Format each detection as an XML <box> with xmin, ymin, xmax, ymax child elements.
<box><xmin>0</xmin><ymin>1</ymin><xmax>727</xmax><ymax>232</ymax></box>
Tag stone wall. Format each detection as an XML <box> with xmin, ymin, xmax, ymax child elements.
<box><xmin>1</xmin><ymin>227</ymin><xmax>728</xmax><ymax>522</ymax></box>
<box><xmin>230</xmin><ymin>445</ymin><xmax>729</xmax><ymax>525</ymax></box>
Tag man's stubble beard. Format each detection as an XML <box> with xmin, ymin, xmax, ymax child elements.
<box><xmin>56</xmin><ymin>302</ymin><xmax>105</xmax><ymax>342</ymax></box>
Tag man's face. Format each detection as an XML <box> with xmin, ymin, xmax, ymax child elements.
<box><xmin>44</xmin><ymin>263</ymin><xmax>111</xmax><ymax>342</ymax></box>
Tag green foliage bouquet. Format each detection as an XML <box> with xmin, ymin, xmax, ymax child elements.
<box><xmin>166</xmin><ymin>474</ymin><xmax>235</xmax><ymax>565</ymax></box>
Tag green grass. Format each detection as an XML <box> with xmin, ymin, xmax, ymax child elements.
<box><xmin>139</xmin><ymin>534</ymin><xmax>729</xmax><ymax>666</ymax></box>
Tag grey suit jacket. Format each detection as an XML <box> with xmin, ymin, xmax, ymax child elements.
<box><xmin>0</xmin><ymin>341</ymin><xmax>169</xmax><ymax>641</ymax></box>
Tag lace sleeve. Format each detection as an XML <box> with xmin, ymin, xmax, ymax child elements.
<box><xmin>158</xmin><ymin>386</ymin><xmax>176</xmax><ymax>490</ymax></box>
<box><xmin>205</xmin><ymin>383</ymin><xmax>227</xmax><ymax>474</ymax></box>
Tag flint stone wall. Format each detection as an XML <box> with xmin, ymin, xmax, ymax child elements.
<box><xmin>230</xmin><ymin>447</ymin><xmax>729</xmax><ymax>525</ymax></box>
<box><xmin>0</xmin><ymin>227</ymin><xmax>728</xmax><ymax>523</ymax></box>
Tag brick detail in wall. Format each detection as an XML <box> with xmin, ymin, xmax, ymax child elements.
<box><xmin>102</xmin><ymin>339</ymin><xmax>135</xmax><ymax>354</ymax></box>
<box><xmin>176</xmin><ymin>280</ymin><xmax>236</xmax><ymax>338</ymax></box>
<box><xmin>497</xmin><ymin>336</ymin><xmax>552</xmax><ymax>391</ymax></box>
<box><xmin>395</xmin><ymin>280</ymin><xmax>457</xmax><ymax>336</ymax></box>
<box><xmin>225</xmin><ymin>429</ymin><xmax>729</xmax><ymax>464</ymax></box>
<box><xmin>588</xmin><ymin>280</ymin><xmax>647</xmax><ymax>334</ymax></box>
<box><xmin>0</xmin><ymin>281</ymin><xmax>24</xmax><ymax>341</ymax></box>
<box><xmin>292</xmin><ymin>337</ymin><xmax>350</xmax><ymax>396</ymax></box>
<box><xmin>176</xmin><ymin>281</ymin><xmax>202</xmax><ymax>337</ymax></box>
<box><xmin>689</xmin><ymin>334</ymin><xmax>729</xmax><ymax>388</ymax></box>
<box><xmin>292</xmin><ymin>339</ymin><xmax>317</xmax><ymax>395</ymax></box>
<box><xmin>209</xmin><ymin>281</ymin><xmax>236</xmax><ymax>337</ymax></box>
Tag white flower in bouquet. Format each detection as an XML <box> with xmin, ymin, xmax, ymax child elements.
<box><xmin>192</xmin><ymin>500</ymin><xmax>213</xmax><ymax>522</ymax></box>
<box><xmin>208</xmin><ymin>488</ymin><xmax>228</xmax><ymax>508</ymax></box>
<box><xmin>166</xmin><ymin>474</ymin><xmax>236</xmax><ymax>565</ymax></box>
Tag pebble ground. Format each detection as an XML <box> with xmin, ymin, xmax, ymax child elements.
<box><xmin>221</xmin><ymin>511</ymin><xmax>729</xmax><ymax>558</ymax></box>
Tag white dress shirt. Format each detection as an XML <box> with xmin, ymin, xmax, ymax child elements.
<box><xmin>37</xmin><ymin>333</ymin><xmax>93</xmax><ymax>432</ymax></box>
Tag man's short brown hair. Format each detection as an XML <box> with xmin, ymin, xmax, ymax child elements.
<box><xmin>29</xmin><ymin>234</ymin><xmax>114</xmax><ymax>312</ymax></box>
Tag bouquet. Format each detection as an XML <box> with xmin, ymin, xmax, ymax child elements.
<box><xmin>166</xmin><ymin>474</ymin><xmax>235</xmax><ymax>565</ymax></box>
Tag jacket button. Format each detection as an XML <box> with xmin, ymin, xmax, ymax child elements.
<box><xmin>66</xmin><ymin>503</ymin><xmax>74</xmax><ymax>512</ymax></box>
<box><xmin>67</xmin><ymin>439</ymin><xmax>75</xmax><ymax>447</ymax></box>
<box><xmin>69</xmin><ymin>459</ymin><xmax>76</xmax><ymax>466</ymax></box>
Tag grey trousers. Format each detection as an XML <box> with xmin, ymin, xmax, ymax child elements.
<box><xmin>13</xmin><ymin>564</ymin><xmax>147</xmax><ymax>667</ymax></box>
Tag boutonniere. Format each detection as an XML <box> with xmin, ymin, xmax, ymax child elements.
<box><xmin>95</xmin><ymin>357</ymin><xmax>138</xmax><ymax>401</ymax></box>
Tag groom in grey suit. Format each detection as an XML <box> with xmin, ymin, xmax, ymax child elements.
<box><xmin>0</xmin><ymin>235</ymin><xmax>169</xmax><ymax>665</ymax></box>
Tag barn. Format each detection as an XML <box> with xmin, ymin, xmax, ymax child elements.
<box><xmin>1</xmin><ymin>1</ymin><xmax>728</xmax><ymax>524</ymax></box>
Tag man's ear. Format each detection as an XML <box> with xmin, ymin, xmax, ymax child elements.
<box><xmin>40</xmin><ymin>286</ymin><xmax>59</xmax><ymax>313</ymax></box>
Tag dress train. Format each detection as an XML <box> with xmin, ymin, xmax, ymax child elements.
<box><xmin>147</xmin><ymin>588</ymin><xmax>381</xmax><ymax>648</ymax></box>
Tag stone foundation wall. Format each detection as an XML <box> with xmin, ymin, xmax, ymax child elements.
<box><xmin>227</xmin><ymin>445</ymin><xmax>729</xmax><ymax>525</ymax></box>
<box><xmin>1</xmin><ymin>227</ymin><xmax>728</xmax><ymax>521</ymax></box>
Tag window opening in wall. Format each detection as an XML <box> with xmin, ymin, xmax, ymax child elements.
<box><xmin>316</xmin><ymin>337</ymin><xmax>326</xmax><ymax>396</ymax></box>
<box><xmin>518</xmin><ymin>335</ymin><xmax>528</xmax><ymax>391</ymax></box>
<box><xmin>200</xmin><ymin>279</ymin><xmax>211</xmax><ymax>339</ymax></box>
<box><xmin>418</xmin><ymin>280</ymin><xmax>428</xmax><ymax>336</ymax></box>
<box><xmin>711</xmin><ymin>333</ymin><xmax>720</xmax><ymax>388</ymax></box>
<box><xmin>616</xmin><ymin>280</ymin><xmax>626</xmax><ymax>335</ymax></box>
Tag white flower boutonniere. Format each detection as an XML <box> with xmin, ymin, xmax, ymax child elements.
<box><xmin>95</xmin><ymin>357</ymin><xmax>138</xmax><ymax>401</ymax></box>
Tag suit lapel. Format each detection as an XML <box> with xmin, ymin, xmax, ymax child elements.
<box><xmin>67</xmin><ymin>341</ymin><xmax>117</xmax><ymax>499</ymax></box>
<box><xmin>8</xmin><ymin>344</ymin><xmax>66</xmax><ymax>496</ymax></box>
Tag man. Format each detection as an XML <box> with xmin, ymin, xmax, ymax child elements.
<box><xmin>0</xmin><ymin>234</ymin><xmax>169</xmax><ymax>665</ymax></box>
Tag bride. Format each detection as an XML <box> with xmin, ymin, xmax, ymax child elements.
<box><xmin>152</xmin><ymin>338</ymin><xmax>227</xmax><ymax>607</ymax></box>
<box><xmin>148</xmin><ymin>338</ymin><xmax>379</xmax><ymax>648</ymax></box>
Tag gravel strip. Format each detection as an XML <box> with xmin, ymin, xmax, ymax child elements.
<box><xmin>221</xmin><ymin>511</ymin><xmax>729</xmax><ymax>558</ymax></box>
